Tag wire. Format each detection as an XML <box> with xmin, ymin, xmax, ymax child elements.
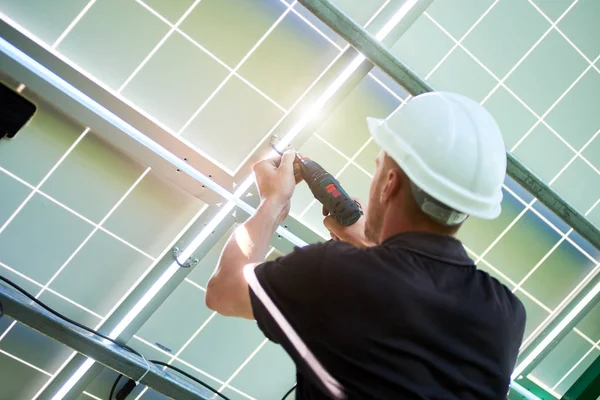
<box><xmin>150</xmin><ymin>361</ymin><xmax>230</xmax><ymax>399</ymax></box>
<box><xmin>111</xmin><ymin>360</ymin><xmax>232</xmax><ymax>400</ymax></box>
<box><xmin>281</xmin><ymin>384</ymin><xmax>297</xmax><ymax>400</ymax></box>
<box><xmin>1</xmin><ymin>274</ymin><xmax>296</xmax><ymax>400</ymax></box>
<box><xmin>0</xmin><ymin>275</ymin><xmax>142</xmax><ymax>357</ymax></box>
<box><xmin>109</xmin><ymin>374</ymin><xmax>122</xmax><ymax>400</ymax></box>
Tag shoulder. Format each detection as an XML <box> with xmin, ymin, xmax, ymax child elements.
<box><xmin>476</xmin><ymin>269</ymin><xmax>526</xmax><ymax>323</ymax></box>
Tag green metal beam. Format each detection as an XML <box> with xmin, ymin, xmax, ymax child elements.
<box><xmin>562</xmin><ymin>352</ymin><xmax>600</xmax><ymax>400</ymax></box>
<box><xmin>510</xmin><ymin>377</ymin><xmax>555</xmax><ymax>400</ymax></box>
<box><xmin>297</xmin><ymin>0</ymin><xmax>600</xmax><ymax>252</ymax></box>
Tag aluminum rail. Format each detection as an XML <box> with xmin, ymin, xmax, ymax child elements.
<box><xmin>297</xmin><ymin>0</ymin><xmax>600</xmax><ymax>252</ymax></box>
<box><xmin>0</xmin><ymin>283</ymin><xmax>214</xmax><ymax>400</ymax></box>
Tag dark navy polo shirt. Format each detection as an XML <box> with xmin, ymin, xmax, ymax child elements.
<box><xmin>249</xmin><ymin>232</ymin><xmax>526</xmax><ymax>399</ymax></box>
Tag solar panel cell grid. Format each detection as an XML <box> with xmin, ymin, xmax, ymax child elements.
<box><xmin>0</xmin><ymin>0</ymin><xmax>598</xmax><ymax>397</ymax></box>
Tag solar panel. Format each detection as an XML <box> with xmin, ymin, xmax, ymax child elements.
<box><xmin>0</xmin><ymin>0</ymin><xmax>598</xmax><ymax>398</ymax></box>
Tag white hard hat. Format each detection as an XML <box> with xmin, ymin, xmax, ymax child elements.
<box><xmin>366</xmin><ymin>92</ymin><xmax>506</xmax><ymax>221</ymax></box>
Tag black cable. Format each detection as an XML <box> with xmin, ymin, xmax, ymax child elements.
<box><xmin>150</xmin><ymin>361</ymin><xmax>230</xmax><ymax>399</ymax></box>
<box><xmin>1</xmin><ymin>274</ymin><xmax>295</xmax><ymax>400</ymax></box>
<box><xmin>0</xmin><ymin>275</ymin><xmax>142</xmax><ymax>357</ymax></box>
<box><xmin>109</xmin><ymin>374</ymin><xmax>122</xmax><ymax>400</ymax></box>
<box><xmin>281</xmin><ymin>384</ymin><xmax>297</xmax><ymax>400</ymax></box>
<box><xmin>112</xmin><ymin>360</ymin><xmax>232</xmax><ymax>400</ymax></box>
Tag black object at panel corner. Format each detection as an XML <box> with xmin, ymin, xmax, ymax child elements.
<box><xmin>0</xmin><ymin>82</ymin><xmax>36</xmax><ymax>140</ymax></box>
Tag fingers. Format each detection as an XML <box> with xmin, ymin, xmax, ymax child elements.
<box><xmin>279</xmin><ymin>150</ymin><xmax>296</xmax><ymax>172</ymax></box>
<box><xmin>322</xmin><ymin>205</ymin><xmax>329</xmax><ymax>217</ymax></box>
<box><xmin>323</xmin><ymin>215</ymin><xmax>343</xmax><ymax>238</ymax></box>
<box><xmin>293</xmin><ymin>161</ymin><xmax>303</xmax><ymax>185</ymax></box>
<box><xmin>253</xmin><ymin>157</ymin><xmax>277</xmax><ymax>175</ymax></box>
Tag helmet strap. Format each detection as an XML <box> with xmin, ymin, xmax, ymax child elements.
<box><xmin>410</xmin><ymin>182</ymin><xmax>467</xmax><ymax>226</ymax></box>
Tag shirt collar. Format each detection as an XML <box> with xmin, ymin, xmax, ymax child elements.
<box><xmin>380</xmin><ymin>231</ymin><xmax>474</xmax><ymax>266</ymax></box>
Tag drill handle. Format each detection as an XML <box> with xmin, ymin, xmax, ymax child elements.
<box><xmin>313</xmin><ymin>176</ymin><xmax>362</xmax><ymax>227</ymax></box>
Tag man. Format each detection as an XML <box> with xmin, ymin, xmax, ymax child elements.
<box><xmin>206</xmin><ymin>92</ymin><xmax>526</xmax><ymax>399</ymax></box>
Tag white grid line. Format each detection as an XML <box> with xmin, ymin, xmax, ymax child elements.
<box><xmin>133</xmin><ymin>5</ymin><xmax>398</xmax><ymax>395</ymax></box>
<box><xmin>502</xmin><ymin>183</ymin><xmax>597</xmax><ymax>264</ymax></box>
<box><xmin>12</xmin><ymin>0</ymin><xmax>596</xmax><ymax>396</ymax></box>
<box><xmin>51</xmin><ymin>0</ymin><xmax>97</xmax><ymax>49</ymax></box>
<box><xmin>428</xmin><ymin>13</ymin><xmax>600</xmax><ymax>181</ymax></box>
<box><xmin>11</xmin><ymin>0</ymin><xmax>380</xmax><ymax>395</ymax></box>
<box><xmin>511</xmin><ymin>129</ymin><xmax>600</xmax><ymax>292</ymax></box>
<box><xmin>0</xmin><ymin>260</ymin><xmax>103</xmax><ymax>320</ymax></box>
<box><xmin>97</xmin><ymin>203</ymin><xmax>210</xmax><ymax>326</ymax></box>
<box><xmin>184</xmin><ymin>278</ymin><xmax>206</xmax><ymax>292</ymax></box>
<box><xmin>424</xmin><ymin>0</ymin><xmax>500</xmax><ymax>79</ymax></box>
<box><xmin>479</xmin><ymin>0</ymin><xmax>579</xmax><ymax>105</ymax></box>
<box><xmin>425</xmin><ymin>7</ymin><xmax>599</xmax><ymax>174</ymax></box>
<box><xmin>31</xmin><ymin>204</ymin><xmax>211</xmax><ymax>399</ymax></box>
<box><xmin>313</xmin><ymin>133</ymin><xmax>374</xmax><ymax>178</ymax></box>
<box><xmin>423</xmin><ymin>11</ymin><xmax>600</xmax><ymax>275</ymax></box>
<box><xmin>132</xmin><ymin>335</ymin><xmax>257</xmax><ymax>400</ymax></box>
<box><xmin>279</xmin><ymin>0</ymin><xmax>342</xmax><ymax>51</ymax></box>
<box><xmin>217</xmin><ymin>339</ymin><xmax>269</xmax><ymax>392</ymax></box>
<box><xmin>278</xmin><ymin>0</ymin><xmax>408</xmax><ymax>104</ymax></box>
<box><xmin>0</xmin><ymin>166</ymin><xmax>156</xmax><ymax>262</ymax></box>
<box><xmin>0</xmin><ymin>348</ymin><xmax>53</xmax><ymax>377</ymax></box>
<box><xmin>367</xmin><ymin>73</ymin><xmax>405</xmax><ymax>102</ymax></box>
<box><xmin>117</xmin><ymin>0</ymin><xmax>203</xmax><ymax>93</ymax></box>
<box><xmin>230</xmin><ymin>46</ymin><xmax>348</xmax><ymax>176</ymax></box>
<box><xmin>575</xmin><ymin>332</ymin><xmax>600</xmax><ymax>351</ymax></box>
<box><xmin>528</xmin><ymin>0</ymin><xmax>600</xmax><ymax>75</ymax></box>
<box><xmin>135</xmin><ymin>0</ymin><xmax>403</xmax><ymax>178</ymax></box>
<box><xmin>510</xmin><ymin>56</ymin><xmax>600</xmax><ymax>153</ymax></box>
<box><xmin>465</xmin><ymin>246</ymin><xmax>600</xmax><ymax>354</ymax></box>
<box><xmin>175</xmin><ymin>1</ymin><xmax>296</xmax><ymax>137</ymax></box>
<box><xmin>527</xmin><ymin>374</ymin><xmax>561</xmax><ymax>399</ymax></box>
<box><xmin>0</xmin><ymin>128</ymin><xmax>89</xmax><ymax>236</ymax></box>
<box><xmin>0</xmin><ymin>168</ymin><xmax>151</xmax><ymax>344</ymax></box>
<box><xmin>552</xmin><ymin>338</ymin><xmax>600</xmax><ymax>390</ymax></box>
<box><xmin>81</xmin><ymin>391</ymin><xmax>102</xmax><ymax>400</ymax></box>
<box><xmin>133</xmin><ymin>0</ymin><xmax>287</xmax><ymax>114</ymax></box>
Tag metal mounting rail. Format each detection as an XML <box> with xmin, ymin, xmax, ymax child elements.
<box><xmin>0</xmin><ymin>283</ymin><xmax>213</xmax><ymax>400</ymax></box>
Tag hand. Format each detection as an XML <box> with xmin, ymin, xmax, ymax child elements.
<box><xmin>322</xmin><ymin>199</ymin><xmax>375</xmax><ymax>248</ymax></box>
<box><xmin>253</xmin><ymin>150</ymin><xmax>303</xmax><ymax>206</ymax></box>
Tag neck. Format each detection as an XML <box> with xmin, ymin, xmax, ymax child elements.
<box><xmin>378</xmin><ymin>213</ymin><xmax>457</xmax><ymax>243</ymax></box>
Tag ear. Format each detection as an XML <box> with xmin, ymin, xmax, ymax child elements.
<box><xmin>379</xmin><ymin>168</ymin><xmax>401</xmax><ymax>204</ymax></box>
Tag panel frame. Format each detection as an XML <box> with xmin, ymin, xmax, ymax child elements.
<box><xmin>0</xmin><ymin>0</ymin><xmax>583</xmax><ymax>398</ymax></box>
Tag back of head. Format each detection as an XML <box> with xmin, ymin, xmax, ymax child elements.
<box><xmin>367</xmin><ymin>92</ymin><xmax>507</xmax><ymax>226</ymax></box>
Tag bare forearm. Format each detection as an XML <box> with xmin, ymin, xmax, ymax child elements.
<box><xmin>206</xmin><ymin>198</ymin><xmax>288</xmax><ymax>316</ymax></box>
<box><xmin>219</xmin><ymin>199</ymin><xmax>287</xmax><ymax>274</ymax></box>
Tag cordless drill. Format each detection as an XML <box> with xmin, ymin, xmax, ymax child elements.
<box><xmin>295</xmin><ymin>154</ymin><xmax>363</xmax><ymax>226</ymax></box>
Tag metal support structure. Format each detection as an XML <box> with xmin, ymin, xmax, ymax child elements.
<box><xmin>0</xmin><ymin>1</ymin><xmax>431</xmax><ymax>398</ymax></box>
<box><xmin>562</xmin><ymin>352</ymin><xmax>600</xmax><ymax>400</ymax></box>
<box><xmin>35</xmin><ymin>206</ymin><xmax>236</xmax><ymax>399</ymax></box>
<box><xmin>297</xmin><ymin>0</ymin><xmax>600</xmax><ymax>379</ymax></box>
<box><xmin>509</xmin><ymin>377</ymin><xmax>554</xmax><ymax>400</ymax></box>
<box><xmin>0</xmin><ymin>0</ymin><xmax>591</xmax><ymax>398</ymax></box>
<box><xmin>0</xmin><ymin>283</ymin><xmax>213</xmax><ymax>400</ymax></box>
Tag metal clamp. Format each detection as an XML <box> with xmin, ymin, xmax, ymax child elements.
<box><xmin>172</xmin><ymin>247</ymin><xmax>199</xmax><ymax>268</ymax></box>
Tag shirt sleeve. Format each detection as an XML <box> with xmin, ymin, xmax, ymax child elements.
<box><xmin>249</xmin><ymin>242</ymin><xmax>330</xmax><ymax>344</ymax></box>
